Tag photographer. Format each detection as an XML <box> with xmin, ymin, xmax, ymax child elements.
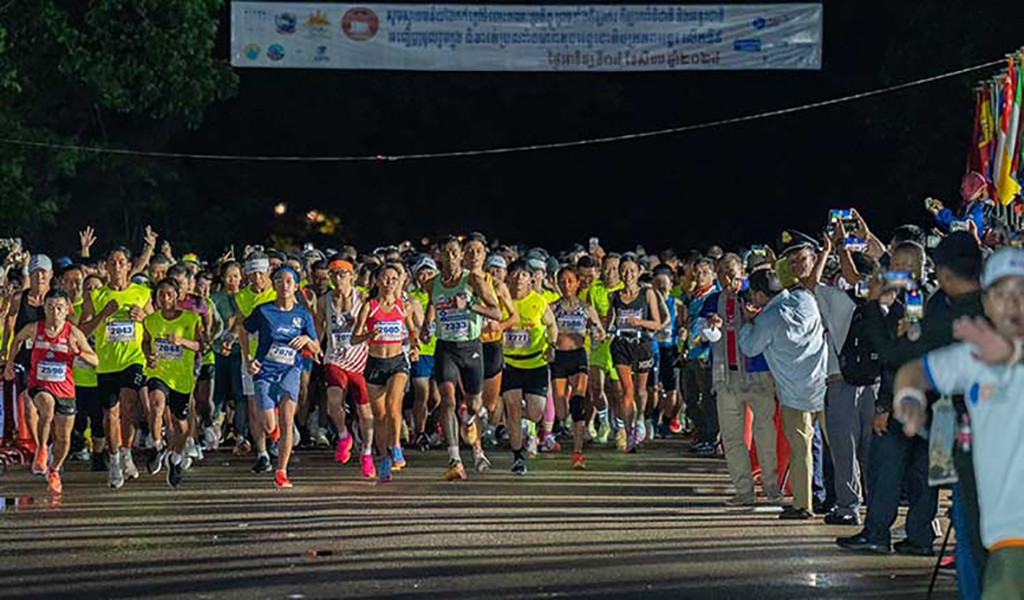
<box><xmin>837</xmin><ymin>232</ymin><xmax>984</xmax><ymax>556</ymax></box>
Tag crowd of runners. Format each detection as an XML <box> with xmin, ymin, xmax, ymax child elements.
<box><xmin>2</xmin><ymin>172</ymin><xmax>1024</xmax><ymax>596</ymax></box>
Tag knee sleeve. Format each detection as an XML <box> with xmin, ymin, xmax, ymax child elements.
<box><xmin>570</xmin><ymin>395</ymin><xmax>588</xmax><ymax>422</ymax></box>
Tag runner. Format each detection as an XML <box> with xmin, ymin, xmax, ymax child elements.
<box><xmin>79</xmin><ymin>246</ymin><xmax>154</xmax><ymax>488</ymax></box>
<box><xmin>168</xmin><ymin>263</ymin><xmax>212</xmax><ymax>463</ymax></box>
<box><xmin>232</xmin><ymin>252</ymin><xmax>276</xmax><ymax>461</ymax></box>
<box><xmin>352</xmin><ymin>264</ymin><xmax>419</xmax><ymax>481</ymax></box>
<box><xmin>408</xmin><ymin>256</ymin><xmax>440</xmax><ymax>452</ymax></box>
<box><xmin>608</xmin><ymin>255</ymin><xmax>664</xmax><ymax>453</ymax></box>
<box><xmin>466</xmin><ymin>234</ymin><xmax>516</xmax><ymax>467</ymax></box>
<box><xmin>651</xmin><ymin>265</ymin><xmax>685</xmax><ymax>438</ymax></box>
<box><xmin>550</xmin><ymin>266</ymin><xmax>605</xmax><ymax>469</ymax></box>
<box><xmin>582</xmin><ymin>253</ymin><xmax>624</xmax><ymax>445</ymax></box>
<box><xmin>501</xmin><ymin>260</ymin><xmax>558</xmax><ymax>474</ymax></box>
<box><xmin>420</xmin><ymin>235</ymin><xmax>502</xmax><ymax>481</ymax></box>
<box><xmin>141</xmin><ymin>278</ymin><xmax>203</xmax><ymax>487</ymax></box>
<box><xmin>211</xmin><ymin>260</ymin><xmax>247</xmax><ymax>454</ymax></box>
<box><xmin>240</xmin><ymin>265</ymin><xmax>319</xmax><ymax>488</ymax></box>
<box><xmin>317</xmin><ymin>258</ymin><xmax>374</xmax><ymax>477</ymax></box>
<box><xmin>3</xmin><ymin>288</ymin><xmax>97</xmax><ymax>494</ymax></box>
<box><xmin>194</xmin><ymin>270</ymin><xmax>221</xmax><ymax>450</ymax></box>
<box><xmin>60</xmin><ymin>264</ymin><xmax>95</xmax><ymax>463</ymax></box>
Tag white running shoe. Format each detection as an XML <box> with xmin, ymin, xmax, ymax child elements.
<box><xmin>122</xmin><ymin>450</ymin><xmax>140</xmax><ymax>480</ymax></box>
<box><xmin>525</xmin><ymin>435</ymin><xmax>539</xmax><ymax>458</ymax></box>
<box><xmin>109</xmin><ymin>454</ymin><xmax>125</xmax><ymax>489</ymax></box>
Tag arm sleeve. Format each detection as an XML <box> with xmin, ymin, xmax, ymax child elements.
<box><xmin>922</xmin><ymin>343</ymin><xmax>976</xmax><ymax>396</ymax></box>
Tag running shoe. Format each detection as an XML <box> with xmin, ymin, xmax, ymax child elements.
<box><xmin>360</xmin><ymin>454</ymin><xmax>376</xmax><ymax>478</ymax></box>
<box><xmin>167</xmin><ymin>458</ymin><xmax>183</xmax><ymax>489</ymax></box>
<box><xmin>233</xmin><ymin>438</ymin><xmax>252</xmax><ymax>457</ymax></box>
<box><xmin>474</xmin><ymin>451</ymin><xmax>491</xmax><ymax>473</ymax></box>
<box><xmin>645</xmin><ymin>419</ymin><xmax>656</xmax><ymax>442</ymax></box>
<box><xmin>274</xmin><ymin>469</ymin><xmax>293</xmax><ymax>489</ymax></box>
<box><xmin>71</xmin><ymin>447</ymin><xmax>91</xmax><ymax>462</ymax></box>
<box><xmin>335</xmin><ymin>434</ymin><xmax>354</xmax><ymax>464</ymax></box>
<box><xmin>595</xmin><ymin>422</ymin><xmax>611</xmax><ymax>445</ymax></box>
<box><xmin>250</xmin><ymin>454</ymin><xmax>273</xmax><ymax>474</ymax></box>
<box><xmin>616</xmin><ymin>428</ymin><xmax>628</xmax><ymax>452</ymax></box>
<box><xmin>511</xmin><ymin>456</ymin><xmax>527</xmax><ymax>475</ymax></box>
<box><xmin>147</xmin><ymin>445</ymin><xmax>167</xmax><ymax>475</ymax></box>
<box><xmin>268</xmin><ymin>439</ymin><xmax>279</xmax><ymax>459</ymax></box>
<box><xmin>108</xmin><ymin>455</ymin><xmax>125</xmax><ymax>489</ymax></box>
<box><xmin>392</xmin><ymin>445</ymin><xmax>406</xmax><ymax>471</ymax></box>
<box><xmin>444</xmin><ymin>459</ymin><xmax>468</xmax><ymax>481</ymax></box>
<box><xmin>668</xmin><ymin>417</ymin><xmax>683</xmax><ymax>434</ymax></box>
<box><xmin>122</xmin><ymin>451</ymin><xmax>140</xmax><ymax>480</ymax></box>
<box><xmin>571</xmin><ymin>451</ymin><xmax>587</xmax><ymax>470</ymax></box>
<box><xmin>415</xmin><ymin>432</ymin><xmax>431</xmax><ymax>453</ymax></box>
<box><xmin>626</xmin><ymin>430</ymin><xmax>638</xmax><ymax>454</ymax></box>
<box><xmin>186</xmin><ymin>438</ymin><xmax>203</xmax><ymax>462</ymax></box>
<box><xmin>202</xmin><ymin>425</ymin><xmax>220</xmax><ymax>451</ymax></box>
<box><xmin>315</xmin><ymin>428</ymin><xmax>330</xmax><ymax>448</ymax></box>
<box><xmin>47</xmin><ymin>470</ymin><xmax>62</xmax><ymax>495</ymax></box>
<box><xmin>635</xmin><ymin>421</ymin><xmax>647</xmax><ymax>445</ymax></box>
<box><xmin>585</xmin><ymin>423</ymin><xmax>597</xmax><ymax>443</ymax></box>
<box><xmin>539</xmin><ymin>435</ymin><xmax>561</xmax><ymax>453</ymax></box>
<box><xmin>31</xmin><ymin>446</ymin><xmax>48</xmax><ymax>475</ymax></box>
<box><xmin>495</xmin><ymin>424</ymin><xmax>509</xmax><ymax>442</ymax></box>
<box><xmin>378</xmin><ymin>456</ymin><xmax>393</xmax><ymax>482</ymax></box>
<box><xmin>525</xmin><ymin>435</ymin><xmax>539</xmax><ymax>458</ymax></box>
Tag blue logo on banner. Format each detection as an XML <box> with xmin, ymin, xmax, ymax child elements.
<box><xmin>244</xmin><ymin>43</ymin><xmax>261</xmax><ymax>60</ymax></box>
<box><xmin>267</xmin><ymin>44</ymin><xmax>285</xmax><ymax>61</ymax></box>
<box><xmin>275</xmin><ymin>13</ymin><xmax>297</xmax><ymax>34</ymax></box>
<box><xmin>734</xmin><ymin>39</ymin><xmax>762</xmax><ymax>52</ymax></box>
<box><xmin>752</xmin><ymin>17</ymin><xmax>766</xmax><ymax>30</ymax></box>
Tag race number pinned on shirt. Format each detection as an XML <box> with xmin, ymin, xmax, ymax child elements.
<box><xmin>37</xmin><ymin>361</ymin><xmax>67</xmax><ymax>383</ymax></box>
<box><xmin>331</xmin><ymin>329</ymin><xmax>352</xmax><ymax>349</ymax></box>
<box><xmin>438</xmin><ymin>310</ymin><xmax>469</xmax><ymax>338</ymax></box>
<box><xmin>106</xmin><ymin>321</ymin><xmax>136</xmax><ymax>343</ymax></box>
<box><xmin>374</xmin><ymin>319</ymin><xmax>405</xmax><ymax>343</ymax></box>
<box><xmin>155</xmin><ymin>338</ymin><xmax>184</xmax><ymax>361</ymax></box>
<box><xmin>266</xmin><ymin>342</ymin><xmax>297</xmax><ymax>366</ymax></box>
<box><xmin>504</xmin><ymin>329</ymin><xmax>531</xmax><ymax>350</ymax></box>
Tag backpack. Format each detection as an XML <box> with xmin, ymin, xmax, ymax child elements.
<box><xmin>838</xmin><ymin>303</ymin><xmax>881</xmax><ymax>386</ymax></box>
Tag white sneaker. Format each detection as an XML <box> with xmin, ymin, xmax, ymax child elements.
<box><xmin>525</xmin><ymin>435</ymin><xmax>538</xmax><ymax>458</ymax></box>
<box><xmin>645</xmin><ymin>419</ymin><xmax>655</xmax><ymax>442</ymax></box>
<box><xmin>109</xmin><ymin>454</ymin><xmax>125</xmax><ymax>489</ymax></box>
<box><xmin>185</xmin><ymin>438</ymin><xmax>201</xmax><ymax>459</ymax></box>
<box><xmin>315</xmin><ymin>428</ymin><xmax>330</xmax><ymax>448</ymax></box>
<box><xmin>203</xmin><ymin>425</ymin><xmax>220</xmax><ymax>451</ymax></box>
<box><xmin>122</xmin><ymin>450</ymin><xmax>140</xmax><ymax>480</ymax></box>
<box><xmin>474</xmin><ymin>451</ymin><xmax>491</xmax><ymax>473</ymax></box>
<box><xmin>635</xmin><ymin>420</ymin><xmax>647</xmax><ymax>444</ymax></box>
<box><xmin>292</xmin><ymin>423</ymin><xmax>301</xmax><ymax>448</ymax></box>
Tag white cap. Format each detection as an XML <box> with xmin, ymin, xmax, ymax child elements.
<box><xmin>485</xmin><ymin>254</ymin><xmax>507</xmax><ymax>270</ymax></box>
<box><xmin>982</xmin><ymin>247</ymin><xmax>1024</xmax><ymax>289</ymax></box>
<box><xmin>29</xmin><ymin>254</ymin><xmax>52</xmax><ymax>273</ymax></box>
<box><xmin>413</xmin><ymin>256</ymin><xmax>437</xmax><ymax>273</ymax></box>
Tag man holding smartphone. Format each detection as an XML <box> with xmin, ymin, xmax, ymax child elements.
<box><xmin>838</xmin><ymin>232</ymin><xmax>984</xmax><ymax>556</ymax></box>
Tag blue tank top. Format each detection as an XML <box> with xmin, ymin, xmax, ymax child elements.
<box><xmin>656</xmin><ymin>295</ymin><xmax>677</xmax><ymax>347</ymax></box>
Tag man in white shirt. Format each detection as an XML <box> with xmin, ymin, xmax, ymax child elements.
<box><xmin>893</xmin><ymin>247</ymin><xmax>1024</xmax><ymax>597</ymax></box>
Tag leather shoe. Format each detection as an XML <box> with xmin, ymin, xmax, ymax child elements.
<box><xmin>836</xmin><ymin>532</ymin><xmax>893</xmax><ymax>554</ymax></box>
<box><xmin>894</xmin><ymin>540</ymin><xmax>935</xmax><ymax>557</ymax></box>
<box><xmin>824</xmin><ymin>511</ymin><xmax>862</xmax><ymax>526</ymax></box>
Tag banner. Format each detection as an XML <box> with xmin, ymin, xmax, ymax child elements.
<box><xmin>230</xmin><ymin>2</ymin><xmax>822</xmax><ymax>72</ymax></box>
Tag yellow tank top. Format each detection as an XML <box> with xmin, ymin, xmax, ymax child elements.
<box><xmin>479</xmin><ymin>273</ymin><xmax>503</xmax><ymax>344</ymax></box>
<box><xmin>143</xmin><ymin>310</ymin><xmax>201</xmax><ymax>394</ymax></box>
<box><xmin>503</xmin><ymin>290</ymin><xmax>549</xmax><ymax>370</ymax></box>
<box><xmin>72</xmin><ymin>300</ymin><xmax>98</xmax><ymax>387</ymax></box>
<box><xmin>235</xmin><ymin>284</ymin><xmax>276</xmax><ymax>358</ymax></box>
<box><xmin>91</xmin><ymin>283</ymin><xmax>152</xmax><ymax>374</ymax></box>
<box><xmin>409</xmin><ymin>287</ymin><xmax>436</xmax><ymax>357</ymax></box>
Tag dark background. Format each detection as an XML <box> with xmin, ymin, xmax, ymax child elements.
<box><xmin>16</xmin><ymin>0</ymin><xmax>1024</xmax><ymax>256</ymax></box>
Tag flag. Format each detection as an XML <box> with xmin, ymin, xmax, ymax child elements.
<box><xmin>975</xmin><ymin>87</ymin><xmax>994</xmax><ymax>178</ymax></box>
<box><xmin>995</xmin><ymin>58</ymin><xmax>1021</xmax><ymax>205</ymax></box>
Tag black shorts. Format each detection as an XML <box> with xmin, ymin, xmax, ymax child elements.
<box><xmin>611</xmin><ymin>336</ymin><xmax>654</xmax><ymax>374</ymax></box>
<box><xmin>434</xmin><ymin>339</ymin><xmax>484</xmax><ymax>396</ymax></box>
<box><xmin>500</xmin><ymin>365</ymin><xmax>549</xmax><ymax>397</ymax></box>
<box><xmin>364</xmin><ymin>354</ymin><xmax>410</xmax><ymax>387</ymax></box>
<box><xmin>482</xmin><ymin>341</ymin><xmax>504</xmax><ymax>379</ymax></box>
<box><xmin>551</xmin><ymin>348</ymin><xmax>589</xmax><ymax>380</ymax></box>
<box><xmin>146</xmin><ymin>378</ymin><xmax>190</xmax><ymax>420</ymax></box>
<box><xmin>197</xmin><ymin>364</ymin><xmax>215</xmax><ymax>382</ymax></box>
<box><xmin>98</xmin><ymin>364</ymin><xmax>146</xmax><ymax>409</ymax></box>
<box><xmin>27</xmin><ymin>388</ymin><xmax>76</xmax><ymax>416</ymax></box>
<box><xmin>657</xmin><ymin>344</ymin><xmax>680</xmax><ymax>392</ymax></box>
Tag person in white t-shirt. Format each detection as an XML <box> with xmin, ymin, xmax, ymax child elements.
<box><xmin>893</xmin><ymin>247</ymin><xmax>1024</xmax><ymax>598</ymax></box>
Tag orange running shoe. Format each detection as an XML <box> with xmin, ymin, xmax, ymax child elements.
<box><xmin>274</xmin><ymin>469</ymin><xmax>293</xmax><ymax>489</ymax></box>
<box><xmin>47</xmin><ymin>470</ymin><xmax>63</xmax><ymax>495</ymax></box>
<box><xmin>571</xmin><ymin>451</ymin><xmax>587</xmax><ymax>470</ymax></box>
<box><xmin>32</xmin><ymin>447</ymin><xmax>49</xmax><ymax>475</ymax></box>
<box><xmin>443</xmin><ymin>459</ymin><xmax>468</xmax><ymax>481</ymax></box>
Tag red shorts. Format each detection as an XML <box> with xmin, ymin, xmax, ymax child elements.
<box><xmin>323</xmin><ymin>364</ymin><xmax>369</xmax><ymax>406</ymax></box>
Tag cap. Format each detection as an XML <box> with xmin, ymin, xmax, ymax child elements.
<box><xmin>303</xmin><ymin>249</ymin><xmax>326</xmax><ymax>263</ymax></box>
<box><xmin>748</xmin><ymin>268</ymin><xmax>782</xmax><ymax>296</ymax></box>
<box><xmin>413</xmin><ymin>256</ymin><xmax>438</xmax><ymax>273</ymax></box>
<box><xmin>327</xmin><ymin>258</ymin><xmax>354</xmax><ymax>272</ymax></box>
<box><xmin>776</xmin><ymin>229</ymin><xmax>819</xmax><ymax>257</ymax></box>
<box><xmin>526</xmin><ymin>257</ymin><xmax>547</xmax><ymax>272</ymax></box>
<box><xmin>29</xmin><ymin>254</ymin><xmax>52</xmax><ymax>273</ymax></box>
<box><xmin>960</xmin><ymin>171</ymin><xmax>988</xmax><ymax>202</ymax></box>
<box><xmin>546</xmin><ymin>256</ymin><xmax>560</xmax><ymax>276</ymax></box>
<box><xmin>982</xmin><ymin>247</ymin><xmax>1024</xmax><ymax>289</ymax></box>
<box><xmin>485</xmin><ymin>254</ymin><xmax>507</xmax><ymax>270</ymax></box>
<box><xmin>55</xmin><ymin>256</ymin><xmax>73</xmax><ymax>270</ymax></box>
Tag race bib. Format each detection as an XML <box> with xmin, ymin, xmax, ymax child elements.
<box><xmin>37</xmin><ymin>361</ymin><xmax>67</xmax><ymax>383</ymax></box>
<box><xmin>616</xmin><ymin>310</ymin><xmax>642</xmax><ymax>331</ymax></box>
<box><xmin>504</xmin><ymin>329</ymin><xmax>531</xmax><ymax>350</ymax></box>
<box><xmin>266</xmin><ymin>342</ymin><xmax>297</xmax><ymax>366</ymax></box>
<box><xmin>559</xmin><ymin>314</ymin><xmax>587</xmax><ymax>336</ymax></box>
<box><xmin>439</xmin><ymin>310</ymin><xmax>469</xmax><ymax>338</ymax></box>
<box><xmin>155</xmin><ymin>338</ymin><xmax>184</xmax><ymax>361</ymax></box>
<box><xmin>106</xmin><ymin>321</ymin><xmax>136</xmax><ymax>343</ymax></box>
<box><xmin>374</xmin><ymin>319</ymin><xmax>405</xmax><ymax>343</ymax></box>
<box><xmin>331</xmin><ymin>329</ymin><xmax>352</xmax><ymax>349</ymax></box>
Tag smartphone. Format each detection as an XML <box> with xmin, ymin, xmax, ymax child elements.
<box><xmin>829</xmin><ymin>209</ymin><xmax>853</xmax><ymax>222</ymax></box>
<box><xmin>843</xmin><ymin>236</ymin><xmax>868</xmax><ymax>252</ymax></box>
<box><xmin>905</xmin><ymin>289</ymin><xmax>924</xmax><ymax>322</ymax></box>
<box><xmin>750</xmin><ymin>244</ymin><xmax>768</xmax><ymax>256</ymax></box>
<box><xmin>925</xmin><ymin>234</ymin><xmax>942</xmax><ymax>249</ymax></box>
<box><xmin>854</xmin><ymin>279</ymin><xmax>870</xmax><ymax>299</ymax></box>
<box><xmin>883</xmin><ymin>270</ymin><xmax>912</xmax><ymax>290</ymax></box>
<box><xmin>949</xmin><ymin>220</ymin><xmax>970</xmax><ymax>233</ymax></box>
<box><xmin>588</xmin><ymin>237</ymin><xmax>599</xmax><ymax>253</ymax></box>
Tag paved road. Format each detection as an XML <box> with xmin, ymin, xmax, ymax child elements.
<box><xmin>0</xmin><ymin>440</ymin><xmax>956</xmax><ymax>599</ymax></box>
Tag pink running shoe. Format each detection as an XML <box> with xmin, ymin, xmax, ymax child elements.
<box><xmin>360</xmin><ymin>453</ymin><xmax>376</xmax><ymax>478</ymax></box>
<box><xmin>335</xmin><ymin>434</ymin><xmax>353</xmax><ymax>464</ymax></box>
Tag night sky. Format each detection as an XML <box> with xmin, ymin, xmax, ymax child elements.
<box><xmin>169</xmin><ymin>0</ymin><xmax>1023</xmax><ymax>255</ymax></box>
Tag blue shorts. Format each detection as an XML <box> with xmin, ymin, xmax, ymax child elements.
<box><xmin>254</xmin><ymin>368</ymin><xmax>302</xmax><ymax>411</ymax></box>
<box><xmin>300</xmin><ymin>356</ymin><xmax>314</xmax><ymax>373</ymax></box>
<box><xmin>410</xmin><ymin>354</ymin><xmax>435</xmax><ymax>379</ymax></box>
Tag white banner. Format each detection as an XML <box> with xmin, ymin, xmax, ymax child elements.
<box><xmin>231</xmin><ymin>2</ymin><xmax>822</xmax><ymax>71</ymax></box>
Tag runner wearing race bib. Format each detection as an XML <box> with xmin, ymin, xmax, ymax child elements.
<box><xmin>581</xmin><ymin>254</ymin><xmax>624</xmax><ymax>445</ymax></box>
<box><xmin>4</xmin><ymin>288</ymin><xmax>97</xmax><ymax>496</ymax></box>
<box><xmin>421</xmin><ymin>236</ymin><xmax>502</xmax><ymax>481</ymax></box>
<box><xmin>142</xmin><ymin>278</ymin><xmax>203</xmax><ymax>488</ymax></box>
<box><xmin>500</xmin><ymin>260</ymin><xmax>559</xmax><ymax>476</ymax></box>
<box><xmin>408</xmin><ymin>256</ymin><xmax>440</xmax><ymax>453</ymax></box>
<box><xmin>233</xmin><ymin>252</ymin><xmax>277</xmax><ymax>446</ymax></box>
<box><xmin>78</xmin><ymin>246</ymin><xmax>154</xmax><ymax>489</ymax></box>
<box><xmin>242</xmin><ymin>266</ymin><xmax>319</xmax><ymax>489</ymax></box>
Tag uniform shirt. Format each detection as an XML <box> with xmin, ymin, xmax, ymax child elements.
<box><xmin>244</xmin><ymin>302</ymin><xmax>317</xmax><ymax>380</ymax></box>
<box><xmin>924</xmin><ymin>342</ymin><xmax>1024</xmax><ymax>550</ymax></box>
